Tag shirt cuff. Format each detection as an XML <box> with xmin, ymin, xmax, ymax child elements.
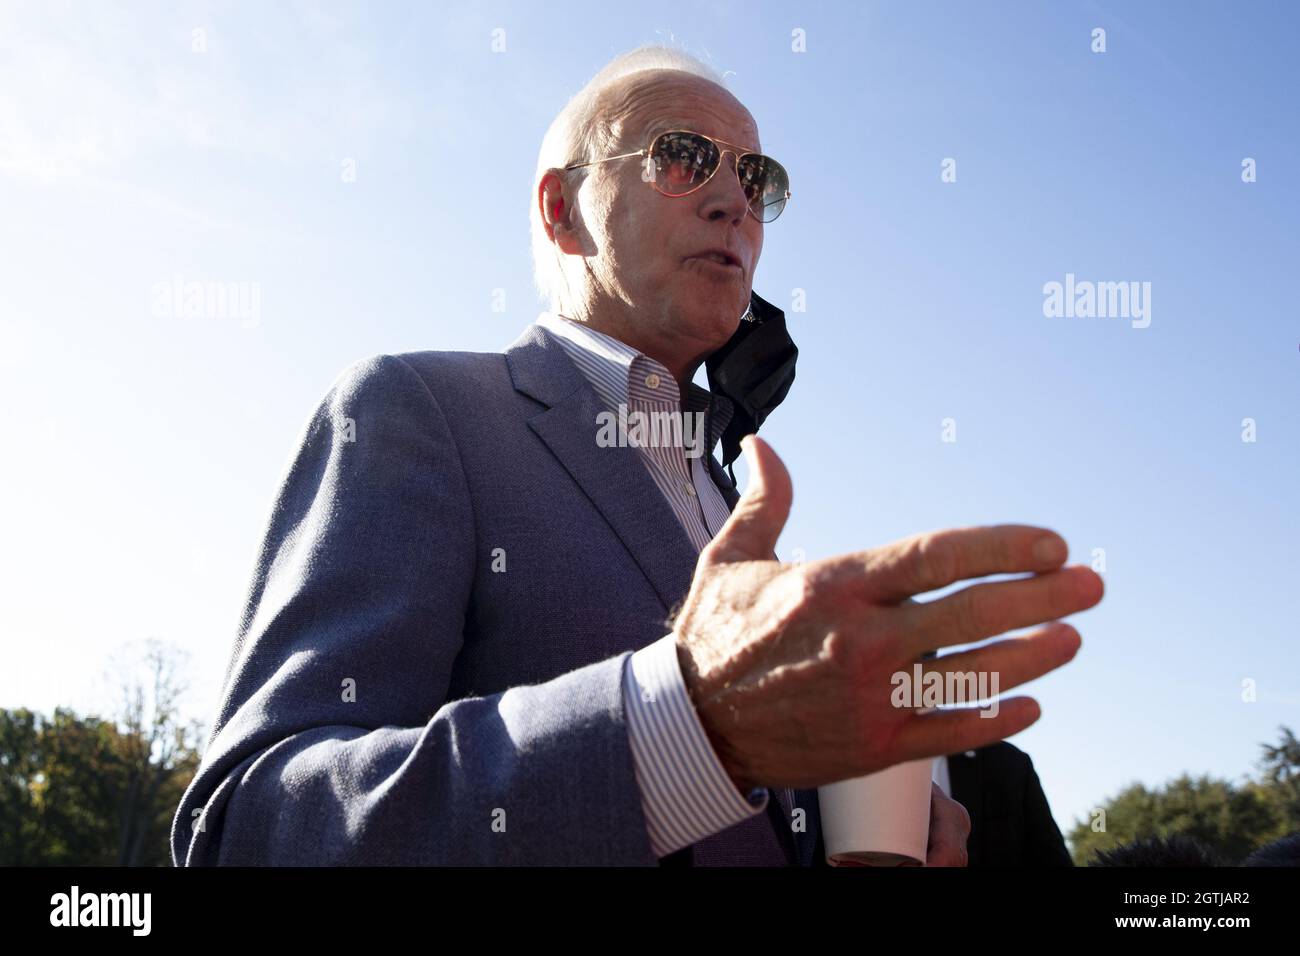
<box><xmin>622</xmin><ymin>632</ymin><xmax>769</xmax><ymax>858</ymax></box>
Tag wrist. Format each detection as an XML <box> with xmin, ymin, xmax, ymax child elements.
<box><xmin>674</xmin><ymin>634</ymin><xmax>756</xmax><ymax>795</ymax></box>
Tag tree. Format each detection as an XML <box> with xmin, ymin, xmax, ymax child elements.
<box><xmin>101</xmin><ymin>640</ymin><xmax>206</xmax><ymax>866</ymax></box>
<box><xmin>0</xmin><ymin>640</ymin><xmax>205</xmax><ymax>866</ymax></box>
<box><xmin>0</xmin><ymin>708</ymin><xmax>43</xmax><ymax>865</ymax></box>
<box><xmin>1257</xmin><ymin>725</ymin><xmax>1300</xmax><ymax>832</ymax></box>
<box><xmin>1067</xmin><ymin>725</ymin><xmax>1299</xmax><ymax>865</ymax></box>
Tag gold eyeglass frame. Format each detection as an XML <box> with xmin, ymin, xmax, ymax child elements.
<box><xmin>563</xmin><ymin>129</ymin><xmax>792</xmax><ymax>223</ymax></box>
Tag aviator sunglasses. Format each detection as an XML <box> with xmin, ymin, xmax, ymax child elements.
<box><xmin>565</xmin><ymin>129</ymin><xmax>791</xmax><ymax>223</ymax></box>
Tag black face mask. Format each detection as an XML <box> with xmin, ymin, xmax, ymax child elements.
<box><xmin>705</xmin><ymin>290</ymin><xmax>799</xmax><ymax>487</ymax></box>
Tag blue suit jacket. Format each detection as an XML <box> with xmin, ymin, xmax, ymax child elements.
<box><xmin>171</xmin><ymin>322</ymin><xmax>824</xmax><ymax>865</ymax></box>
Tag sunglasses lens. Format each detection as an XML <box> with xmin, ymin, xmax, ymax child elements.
<box><xmin>648</xmin><ymin>131</ymin><xmax>790</xmax><ymax>221</ymax></box>
<box><xmin>651</xmin><ymin>132</ymin><xmax>721</xmax><ymax>195</ymax></box>
<box><xmin>739</xmin><ymin>154</ymin><xmax>789</xmax><ymax>223</ymax></box>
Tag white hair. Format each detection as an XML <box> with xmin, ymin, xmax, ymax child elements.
<box><xmin>528</xmin><ymin>45</ymin><xmax>730</xmax><ymax>312</ymax></box>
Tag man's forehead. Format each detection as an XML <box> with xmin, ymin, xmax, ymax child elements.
<box><xmin>605</xmin><ymin>75</ymin><xmax>755</xmax><ymax>140</ymax></box>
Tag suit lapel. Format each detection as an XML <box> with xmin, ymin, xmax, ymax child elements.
<box><xmin>506</xmin><ymin>323</ymin><xmax>699</xmax><ymax>616</ymax></box>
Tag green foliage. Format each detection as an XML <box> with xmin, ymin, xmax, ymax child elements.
<box><xmin>1257</xmin><ymin>726</ymin><xmax>1300</xmax><ymax>832</ymax></box>
<box><xmin>0</xmin><ymin>641</ymin><xmax>205</xmax><ymax>866</ymax></box>
<box><xmin>1067</xmin><ymin>725</ymin><xmax>1300</xmax><ymax>865</ymax></box>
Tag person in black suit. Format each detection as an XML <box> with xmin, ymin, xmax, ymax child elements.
<box><xmin>940</xmin><ymin>741</ymin><xmax>1074</xmax><ymax>866</ymax></box>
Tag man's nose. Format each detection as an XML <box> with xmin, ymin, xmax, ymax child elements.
<box><xmin>698</xmin><ymin>149</ymin><xmax>750</xmax><ymax>223</ymax></box>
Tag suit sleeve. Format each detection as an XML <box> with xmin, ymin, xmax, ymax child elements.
<box><xmin>170</xmin><ymin>354</ymin><xmax>657</xmax><ymax>865</ymax></box>
<box><xmin>1019</xmin><ymin>756</ymin><xmax>1074</xmax><ymax>866</ymax></box>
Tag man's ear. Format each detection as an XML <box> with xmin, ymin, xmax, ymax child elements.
<box><xmin>539</xmin><ymin>170</ymin><xmax>581</xmax><ymax>254</ymax></box>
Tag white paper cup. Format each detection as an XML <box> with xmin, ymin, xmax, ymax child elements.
<box><xmin>818</xmin><ymin>758</ymin><xmax>934</xmax><ymax>866</ymax></box>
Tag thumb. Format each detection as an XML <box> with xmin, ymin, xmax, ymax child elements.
<box><xmin>703</xmin><ymin>434</ymin><xmax>792</xmax><ymax>565</ymax></box>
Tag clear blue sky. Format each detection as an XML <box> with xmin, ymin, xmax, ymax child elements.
<box><xmin>2</xmin><ymin>0</ymin><xmax>1296</xmax><ymax>842</ymax></box>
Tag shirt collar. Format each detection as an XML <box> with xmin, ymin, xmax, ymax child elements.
<box><xmin>535</xmin><ymin>311</ymin><xmax>735</xmax><ymax>455</ymax></box>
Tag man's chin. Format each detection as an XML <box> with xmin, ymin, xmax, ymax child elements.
<box><xmin>677</xmin><ymin>302</ymin><xmax>745</xmax><ymax>347</ymax></box>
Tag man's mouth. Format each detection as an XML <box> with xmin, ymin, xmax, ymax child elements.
<box><xmin>686</xmin><ymin>249</ymin><xmax>743</xmax><ymax>271</ymax></box>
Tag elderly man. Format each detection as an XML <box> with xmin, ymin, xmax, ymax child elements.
<box><xmin>170</xmin><ymin>45</ymin><xmax>1102</xmax><ymax>866</ymax></box>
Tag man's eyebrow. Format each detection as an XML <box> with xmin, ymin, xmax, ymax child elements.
<box><xmin>631</xmin><ymin>117</ymin><xmax>688</xmax><ymax>142</ymax></box>
<box><xmin>638</xmin><ymin>118</ymin><xmax>760</xmax><ymax>150</ymax></box>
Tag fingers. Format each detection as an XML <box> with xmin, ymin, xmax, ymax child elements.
<box><xmin>700</xmin><ymin>434</ymin><xmax>792</xmax><ymax>566</ymax></box>
<box><xmin>888</xmin><ymin>696</ymin><xmax>1045</xmax><ymax>763</ymax></box>
<box><xmin>925</xmin><ymin>785</ymin><xmax>971</xmax><ymax>867</ymax></box>
<box><xmin>818</xmin><ymin>525</ymin><xmax>1071</xmax><ymax>603</ymax></box>
<box><xmin>900</xmin><ymin>566</ymin><xmax>1103</xmax><ymax>654</ymax></box>
<box><xmin>913</xmin><ymin>622</ymin><xmax>1083</xmax><ymax>695</ymax></box>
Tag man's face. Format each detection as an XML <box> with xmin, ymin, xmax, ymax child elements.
<box><xmin>572</xmin><ymin>72</ymin><xmax>765</xmax><ymax>369</ymax></box>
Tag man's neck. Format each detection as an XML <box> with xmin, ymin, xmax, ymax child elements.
<box><xmin>555</xmin><ymin>308</ymin><xmax>701</xmax><ymax>388</ymax></box>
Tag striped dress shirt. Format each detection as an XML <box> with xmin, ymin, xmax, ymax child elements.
<box><xmin>534</xmin><ymin>311</ymin><xmax>774</xmax><ymax>858</ymax></box>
